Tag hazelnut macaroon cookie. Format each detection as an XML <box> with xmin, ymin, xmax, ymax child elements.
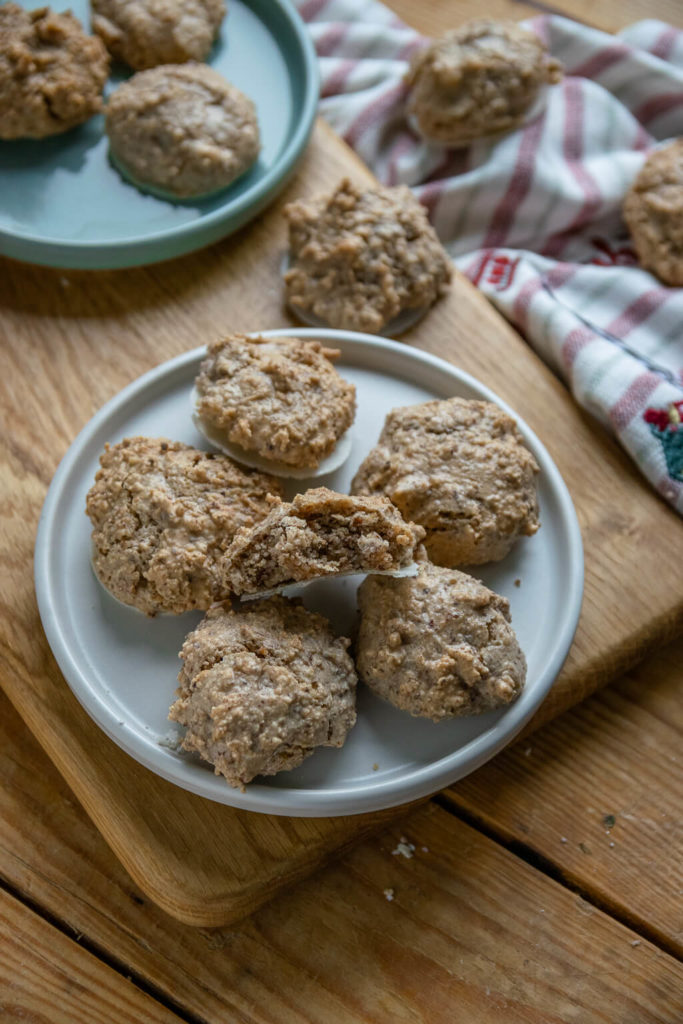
<box><xmin>356</xmin><ymin>560</ymin><xmax>526</xmax><ymax>720</ymax></box>
<box><xmin>224</xmin><ymin>488</ymin><xmax>425</xmax><ymax>599</ymax></box>
<box><xmin>105</xmin><ymin>63</ymin><xmax>260</xmax><ymax>199</ymax></box>
<box><xmin>86</xmin><ymin>437</ymin><xmax>283</xmax><ymax>616</ymax></box>
<box><xmin>406</xmin><ymin>19</ymin><xmax>562</xmax><ymax>147</ymax></box>
<box><xmin>169</xmin><ymin>597</ymin><xmax>357</xmax><ymax>789</ymax></box>
<box><xmin>284</xmin><ymin>179</ymin><xmax>452</xmax><ymax>334</ymax></box>
<box><xmin>193</xmin><ymin>334</ymin><xmax>357</xmax><ymax>478</ymax></box>
<box><xmin>0</xmin><ymin>4</ymin><xmax>109</xmax><ymax>139</ymax></box>
<box><xmin>91</xmin><ymin>0</ymin><xmax>226</xmax><ymax>71</ymax></box>
<box><xmin>351</xmin><ymin>398</ymin><xmax>540</xmax><ymax>566</ymax></box>
<box><xmin>623</xmin><ymin>139</ymin><xmax>683</xmax><ymax>287</ymax></box>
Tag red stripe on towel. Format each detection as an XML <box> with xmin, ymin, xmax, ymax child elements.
<box><xmin>344</xmin><ymin>81</ymin><xmax>409</xmax><ymax>146</ymax></box>
<box><xmin>513</xmin><ymin>263</ymin><xmax>578</xmax><ymax>334</ymax></box>
<box><xmin>563</xmin><ymin>287</ymin><xmax>671</xmax><ymax>367</ymax></box>
<box><xmin>610</xmin><ymin>371</ymin><xmax>661</xmax><ymax>430</ymax></box>
<box><xmin>570</xmin><ymin>43</ymin><xmax>631</xmax><ymax>80</ymax></box>
<box><xmin>649</xmin><ymin>25</ymin><xmax>679</xmax><ymax>61</ymax></box>
<box><xmin>299</xmin><ymin>0</ymin><xmax>331</xmax><ymax>20</ymax></box>
<box><xmin>321</xmin><ymin>60</ymin><xmax>356</xmax><ymax>98</ymax></box>
<box><xmin>482</xmin><ymin>114</ymin><xmax>547</xmax><ymax>249</ymax></box>
<box><xmin>635</xmin><ymin>91</ymin><xmax>683</xmax><ymax>124</ymax></box>
<box><xmin>316</xmin><ymin>23</ymin><xmax>349</xmax><ymax>57</ymax></box>
<box><xmin>543</xmin><ymin>80</ymin><xmax>601</xmax><ymax>257</ymax></box>
<box><xmin>607</xmin><ymin>288</ymin><xmax>672</xmax><ymax>338</ymax></box>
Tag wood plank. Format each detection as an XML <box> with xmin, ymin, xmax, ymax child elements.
<box><xmin>1</xmin><ymin>118</ymin><xmax>682</xmax><ymax>925</ymax></box>
<box><xmin>0</xmin><ymin>887</ymin><xmax>181</xmax><ymax>1024</ymax></box>
<box><xmin>1</xmin><ymin>642</ymin><xmax>409</xmax><ymax>928</ymax></box>
<box><xmin>443</xmin><ymin>637</ymin><xmax>683</xmax><ymax>956</ymax></box>
<box><xmin>386</xmin><ymin>0</ymin><xmax>683</xmax><ymax>34</ymax></box>
<box><xmin>383</xmin><ymin>0</ymin><xmax>683</xmax><ymax>954</ymax></box>
<box><xmin>0</xmin><ymin>725</ymin><xmax>680</xmax><ymax>1024</ymax></box>
<box><xmin>539</xmin><ymin>0</ymin><xmax>683</xmax><ymax>32</ymax></box>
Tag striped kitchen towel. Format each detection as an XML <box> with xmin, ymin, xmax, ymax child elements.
<box><xmin>295</xmin><ymin>0</ymin><xmax>683</xmax><ymax>515</ymax></box>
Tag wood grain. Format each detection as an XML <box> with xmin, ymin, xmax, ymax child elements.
<box><xmin>386</xmin><ymin>0</ymin><xmax>683</xmax><ymax>34</ymax></box>
<box><xmin>0</xmin><ymin>0</ymin><xmax>681</xmax><ymax>1017</ymax></box>
<box><xmin>1</xmin><ymin>626</ymin><xmax>681</xmax><ymax>1013</ymax></box>
<box><xmin>0</xmin><ymin>887</ymin><xmax>180</xmax><ymax>1023</ymax></box>
<box><xmin>0</xmin><ymin>719</ymin><xmax>681</xmax><ymax>1024</ymax></box>
<box><xmin>444</xmin><ymin>637</ymin><xmax>683</xmax><ymax>956</ymax></box>
<box><xmin>0</xmin><ymin>118</ymin><xmax>682</xmax><ymax>925</ymax></box>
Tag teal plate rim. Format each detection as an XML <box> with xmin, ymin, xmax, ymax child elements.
<box><xmin>0</xmin><ymin>0</ymin><xmax>319</xmax><ymax>270</ymax></box>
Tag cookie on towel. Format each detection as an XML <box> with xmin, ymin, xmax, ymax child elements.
<box><xmin>623</xmin><ymin>139</ymin><xmax>683</xmax><ymax>287</ymax></box>
<box><xmin>406</xmin><ymin>19</ymin><xmax>562</xmax><ymax>146</ymax></box>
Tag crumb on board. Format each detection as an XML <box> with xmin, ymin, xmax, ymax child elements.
<box><xmin>514</xmin><ymin>578</ymin><xmax>521</xmax><ymax>587</ymax></box>
<box><xmin>524</xmin><ymin>746</ymin><xmax>532</xmax><ymax>757</ymax></box>
<box><xmin>631</xmin><ymin>939</ymin><xmax>641</xmax><ymax>947</ymax></box>
<box><xmin>372</xmin><ymin>763</ymin><xmax>379</xmax><ymax>771</ymax></box>
<box><xmin>392</xmin><ymin>836</ymin><xmax>416</xmax><ymax>858</ymax></box>
<box><xmin>383</xmin><ymin>887</ymin><xmax>395</xmax><ymax>902</ymax></box>
<box><xmin>421</xmin><ymin>846</ymin><xmax>429</xmax><ymax>853</ymax></box>
<box><xmin>560</xmin><ymin>836</ymin><xmax>568</xmax><ymax>843</ymax></box>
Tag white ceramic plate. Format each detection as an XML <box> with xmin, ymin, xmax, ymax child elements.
<box><xmin>34</xmin><ymin>329</ymin><xmax>583</xmax><ymax>817</ymax></box>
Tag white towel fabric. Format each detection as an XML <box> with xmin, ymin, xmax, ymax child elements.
<box><xmin>295</xmin><ymin>0</ymin><xmax>683</xmax><ymax>514</ymax></box>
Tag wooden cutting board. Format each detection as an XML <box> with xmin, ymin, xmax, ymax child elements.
<box><xmin>1</xmin><ymin>120</ymin><xmax>681</xmax><ymax>927</ymax></box>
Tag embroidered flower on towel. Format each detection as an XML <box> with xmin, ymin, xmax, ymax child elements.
<box><xmin>644</xmin><ymin>401</ymin><xmax>683</xmax><ymax>482</ymax></box>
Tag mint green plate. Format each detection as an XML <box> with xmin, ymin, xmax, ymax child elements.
<box><xmin>0</xmin><ymin>0</ymin><xmax>318</xmax><ymax>269</ymax></box>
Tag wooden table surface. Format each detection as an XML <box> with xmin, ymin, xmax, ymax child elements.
<box><xmin>1</xmin><ymin>0</ymin><xmax>682</xmax><ymax>1021</ymax></box>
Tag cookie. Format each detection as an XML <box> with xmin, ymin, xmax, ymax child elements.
<box><xmin>623</xmin><ymin>139</ymin><xmax>683</xmax><ymax>287</ymax></box>
<box><xmin>406</xmin><ymin>19</ymin><xmax>562</xmax><ymax>146</ymax></box>
<box><xmin>351</xmin><ymin>398</ymin><xmax>540</xmax><ymax>566</ymax></box>
<box><xmin>284</xmin><ymin>178</ymin><xmax>451</xmax><ymax>334</ymax></box>
<box><xmin>193</xmin><ymin>334</ymin><xmax>356</xmax><ymax>474</ymax></box>
<box><xmin>169</xmin><ymin>597</ymin><xmax>357</xmax><ymax>788</ymax></box>
<box><xmin>91</xmin><ymin>0</ymin><xmax>225</xmax><ymax>70</ymax></box>
<box><xmin>0</xmin><ymin>4</ymin><xmax>109</xmax><ymax>139</ymax></box>
<box><xmin>86</xmin><ymin>436</ymin><xmax>282</xmax><ymax>615</ymax></box>
<box><xmin>105</xmin><ymin>63</ymin><xmax>259</xmax><ymax>198</ymax></box>
<box><xmin>224</xmin><ymin>487</ymin><xmax>425</xmax><ymax>598</ymax></box>
<box><xmin>356</xmin><ymin>560</ymin><xmax>526</xmax><ymax>720</ymax></box>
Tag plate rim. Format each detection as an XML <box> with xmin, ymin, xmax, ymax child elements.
<box><xmin>34</xmin><ymin>329</ymin><xmax>584</xmax><ymax>816</ymax></box>
<box><xmin>0</xmin><ymin>0</ymin><xmax>319</xmax><ymax>268</ymax></box>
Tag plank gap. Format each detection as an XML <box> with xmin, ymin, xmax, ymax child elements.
<box><xmin>0</xmin><ymin>868</ymin><xmax>206</xmax><ymax>1024</ymax></box>
<box><xmin>432</xmin><ymin>793</ymin><xmax>683</xmax><ymax>962</ymax></box>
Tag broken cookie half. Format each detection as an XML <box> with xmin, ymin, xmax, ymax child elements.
<box><xmin>222</xmin><ymin>487</ymin><xmax>425</xmax><ymax>599</ymax></box>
